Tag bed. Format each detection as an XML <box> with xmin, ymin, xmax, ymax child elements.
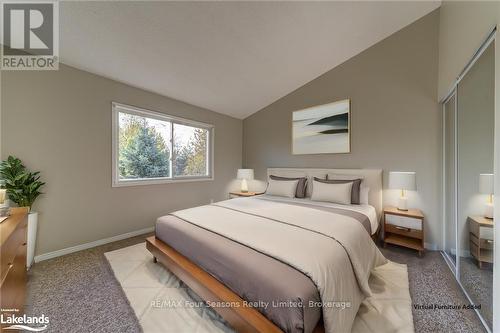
<box><xmin>147</xmin><ymin>168</ymin><xmax>385</xmax><ymax>333</ymax></box>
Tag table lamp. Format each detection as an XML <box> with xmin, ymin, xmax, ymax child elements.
<box><xmin>479</xmin><ymin>173</ymin><xmax>494</xmax><ymax>219</ymax></box>
<box><xmin>237</xmin><ymin>169</ymin><xmax>254</xmax><ymax>193</ymax></box>
<box><xmin>389</xmin><ymin>171</ymin><xmax>416</xmax><ymax>211</ymax></box>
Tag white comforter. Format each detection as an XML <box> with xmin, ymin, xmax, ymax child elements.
<box><xmin>257</xmin><ymin>194</ymin><xmax>379</xmax><ymax>234</ymax></box>
<box><xmin>172</xmin><ymin>197</ymin><xmax>387</xmax><ymax>333</ymax></box>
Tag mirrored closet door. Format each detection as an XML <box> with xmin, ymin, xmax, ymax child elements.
<box><xmin>442</xmin><ymin>33</ymin><xmax>495</xmax><ymax>332</ymax></box>
<box><xmin>457</xmin><ymin>41</ymin><xmax>495</xmax><ymax>330</ymax></box>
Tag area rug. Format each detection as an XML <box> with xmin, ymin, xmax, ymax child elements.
<box><xmin>105</xmin><ymin>243</ymin><xmax>414</xmax><ymax>333</ymax></box>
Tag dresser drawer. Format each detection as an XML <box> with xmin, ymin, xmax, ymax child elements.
<box><xmin>385</xmin><ymin>223</ymin><xmax>423</xmax><ymax>239</ymax></box>
<box><xmin>469</xmin><ymin>218</ymin><xmax>479</xmax><ymax>236</ymax></box>
<box><xmin>0</xmin><ymin>242</ymin><xmax>27</xmax><ymax>311</ymax></box>
<box><xmin>470</xmin><ymin>240</ymin><xmax>479</xmax><ymax>259</ymax></box>
<box><xmin>0</xmin><ymin>219</ymin><xmax>27</xmax><ymax>283</ymax></box>
<box><xmin>385</xmin><ymin>214</ymin><xmax>422</xmax><ymax>230</ymax></box>
<box><xmin>479</xmin><ymin>226</ymin><xmax>494</xmax><ymax>240</ymax></box>
<box><xmin>480</xmin><ymin>238</ymin><xmax>494</xmax><ymax>250</ymax></box>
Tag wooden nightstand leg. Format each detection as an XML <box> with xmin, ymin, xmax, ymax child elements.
<box><xmin>153</xmin><ymin>256</ymin><xmax>157</xmax><ymax>263</ymax></box>
<box><xmin>418</xmin><ymin>250</ymin><xmax>422</xmax><ymax>257</ymax></box>
<box><xmin>478</xmin><ymin>261</ymin><xmax>482</xmax><ymax>269</ymax></box>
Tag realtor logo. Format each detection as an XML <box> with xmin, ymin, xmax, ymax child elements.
<box><xmin>1</xmin><ymin>1</ymin><xmax>59</xmax><ymax>70</ymax></box>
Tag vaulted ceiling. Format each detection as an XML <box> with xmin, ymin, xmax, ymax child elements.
<box><xmin>60</xmin><ymin>1</ymin><xmax>440</xmax><ymax>119</ymax></box>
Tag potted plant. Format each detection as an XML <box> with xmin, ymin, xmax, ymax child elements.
<box><xmin>0</xmin><ymin>156</ymin><xmax>45</xmax><ymax>268</ymax></box>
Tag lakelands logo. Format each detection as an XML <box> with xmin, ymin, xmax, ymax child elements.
<box><xmin>1</xmin><ymin>1</ymin><xmax>59</xmax><ymax>70</ymax></box>
<box><xmin>1</xmin><ymin>313</ymin><xmax>49</xmax><ymax>331</ymax></box>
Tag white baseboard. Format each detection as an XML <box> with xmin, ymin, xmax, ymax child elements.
<box><xmin>424</xmin><ymin>242</ymin><xmax>438</xmax><ymax>251</ymax></box>
<box><xmin>446</xmin><ymin>247</ymin><xmax>471</xmax><ymax>258</ymax></box>
<box><xmin>34</xmin><ymin>226</ymin><xmax>154</xmax><ymax>263</ymax></box>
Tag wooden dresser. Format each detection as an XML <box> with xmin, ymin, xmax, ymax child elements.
<box><xmin>0</xmin><ymin>207</ymin><xmax>29</xmax><ymax>314</ymax></box>
<box><xmin>468</xmin><ymin>216</ymin><xmax>494</xmax><ymax>268</ymax></box>
<box><xmin>383</xmin><ymin>206</ymin><xmax>425</xmax><ymax>256</ymax></box>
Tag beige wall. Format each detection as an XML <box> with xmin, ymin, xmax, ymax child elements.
<box><xmin>243</xmin><ymin>10</ymin><xmax>442</xmax><ymax>247</ymax></box>
<box><xmin>438</xmin><ymin>1</ymin><xmax>499</xmax><ymax>100</ymax></box>
<box><xmin>1</xmin><ymin>64</ymin><xmax>242</xmax><ymax>256</ymax></box>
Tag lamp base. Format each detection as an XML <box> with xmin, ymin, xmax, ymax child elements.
<box><xmin>397</xmin><ymin>196</ymin><xmax>408</xmax><ymax>211</ymax></box>
<box><xmin>241</xmin><ymin>179</ymin><xmax>248</xmax><ymax>193</ymax></box>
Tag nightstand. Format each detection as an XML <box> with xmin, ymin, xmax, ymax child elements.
<box><xmin>468</xmin><ymin>216</ymin><xmax>493</xmax><ymax>269</ymax></box>
<box><xmin>383</xmin><ymin>206</ymin><xmax>425</xmax><ymax>256</ymax></box>
<box><xmin>228</xmin><ymin>191</ymin><xmax>264</xmax><ymax>199</ymax></box>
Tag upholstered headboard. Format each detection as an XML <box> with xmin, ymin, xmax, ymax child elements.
<box><xmin>267</xmin><ymin>168</ymin><xmax>383</xmax><ymax>219</ymax></box>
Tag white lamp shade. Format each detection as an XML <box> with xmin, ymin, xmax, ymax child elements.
<box><xmin>479</xmin><ymin>174</ymin><xmax>494</xmax><ymax>194</ymax></box>
<box><xmin>237</xmin><ymin>169</ymin><xmax>254</xmax><ymax>180</ymax></box>
<box><xmin>389</xmin><ymin>172</ymin><xmax>416</xmax><ymax>191</ymax></box>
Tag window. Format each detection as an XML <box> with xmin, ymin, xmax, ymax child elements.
<box><xmin>112</xmin><ymin>102</ymin><xmax>213</xmax><ymax>186</ymax></box>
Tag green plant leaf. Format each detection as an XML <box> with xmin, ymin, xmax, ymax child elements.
<box><xmin>0</xmin><ymin>156</ymin><xmax>44</xmax><ymax>209</ymax></box>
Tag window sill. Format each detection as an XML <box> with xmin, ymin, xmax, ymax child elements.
<box><xmin>112</xmin><ymin>176</ymin><xmax>214</xmax><ymax>187</ymax></box>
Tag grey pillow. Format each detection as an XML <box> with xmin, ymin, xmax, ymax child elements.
<box><xmin>269</xmin><ymin>175</ymin><xmax>308</xmax><ymax>198</ymax></box>
<box><xmin>314</xmin><ymin>177</ymin><xmax>362</xmax><ymax>204</ymax></box>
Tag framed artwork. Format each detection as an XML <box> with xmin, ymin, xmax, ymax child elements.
<box><xmin>292</xmin><ymin>99</ymin><xmax>350</xmax><ymax>154</ymax></box>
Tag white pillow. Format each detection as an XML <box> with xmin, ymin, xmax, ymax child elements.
<box><xmin>360</xmin><ymin>187</ymin><xmax>370</xmax><ymax>204</ymax></box>
<box><xmin>311</xmin><ymin>180</ymin><xmax>352</xmax><ymax>205</ymax></box>
<box><xmin>266</xmin><ymin>179</ymin><xmax>299</xmax><ymax>198</ymax></box>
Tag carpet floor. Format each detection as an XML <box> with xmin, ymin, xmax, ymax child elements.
<box><xmin>447</xmin><ymin>253</ymin><xmax>493</xmax><ymax>329</ymax></box>
<box><xmin>380</xmin><ymin>245</ymin><xmax>487</xmax><ymax>333</ymax></box>
<box><xmin>26</xmin><ymin>234</ymin><xmax>487</xmax><ymax>333</ymax></box>
<box><xmin>458</xmin><ymin>257</ymin><xmax>493</xmax><ymax>329</ymax></box>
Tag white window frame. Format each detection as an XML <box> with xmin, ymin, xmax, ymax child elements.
<box><xmin>112</xmin><ymin>102</ymin><xmax>214</xmax><ymax>187</ymax></box>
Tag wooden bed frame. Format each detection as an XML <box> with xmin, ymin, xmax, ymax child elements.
<box><xmin>146</xmin><ymin>236</ymin><xmax>325</xmax><ymax>333</ymax></box>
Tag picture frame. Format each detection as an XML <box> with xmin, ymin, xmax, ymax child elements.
<box><xmin>292</xmin><ymin>99</ymin><xmax>351</xmax><ymax>154</ymax></box>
